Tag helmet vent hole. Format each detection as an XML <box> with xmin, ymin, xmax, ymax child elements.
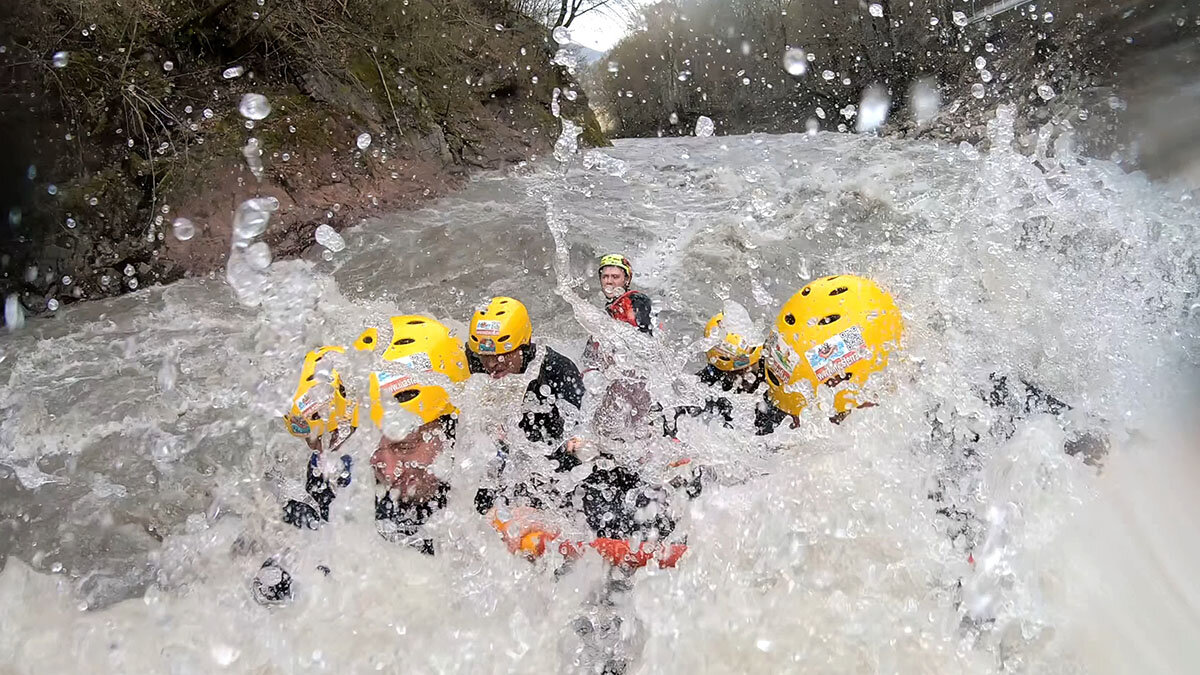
<box><xmin>496</xmin><ymin>311</ymin><xmax>506</xmax><ymax>316</ymax></box>
<box><xmin>470</xmin><ymin>335</ymin><xmax>479</xmax><ymax>342</ymax></box>
<box><xmin>305</xmin><ymin>375</ymin><xmax>315</xmax><ymax>382</ymax></box>
<box><xmin>817</xmin><ymin>314</ymin><xmax>841</xmax><ymax>325</ymax></box>
<box><xmin>784</xmin><ymin>313</ymin><xmax>796</xmax><ymax>326</ymax></box>
<box><xmin>394</xmin><ymin>389</ymin><xmax>420</xmax><ymax>404</ymax></box>
<box><xmin>829</xmin><ymin>287</ymin><xmax>849</xmax><ymax>296</ymax></box>
<box><xmin>407</xmin><ymin>320</ymin><xmax>425</xmax><ymax>325</ymax></box>
<box><xmin>766</xmin><ymin>369</ymin><xmax>780</xmax><ymax>386</ymax></box>
<box><xmin>363</xmin><ymin>336</ymin><xmax>373</xmax><ymax>344</ymax></box>
<box><xmin>499</xmin><ymin>334</ymin><xmax>511</xmax><ymax>342</ymax></box>
<box><xmin>396</xmin><ymin>338</ymin><xmax>416</xmax><ymax>346</ymax></box>
<box><xmin>801</xmin><ymin>287</ymin><xmax>811</xmax><ymax>296</ymax></box>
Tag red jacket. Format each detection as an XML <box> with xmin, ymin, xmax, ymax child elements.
<box><xmin>606</xmin><ymin>290</ymin><xmax>653</xmax><ymax>334</ymax></box>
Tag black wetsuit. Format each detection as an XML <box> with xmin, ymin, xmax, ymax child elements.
<box><xmin>281</xmin><ymin>451</ymin><xmax>455</xmax><ymax>555</ymax></box>
<box><xmin>666</xmin><ymin>362</ymin><xmax>767</xmax><ymax>437</ymax></box>
<box><xmin>605</xmin><ymin>290</ymin><xmax>654</xmax><ymax>335</ymax></box>
<box><xmin>466</xmin><ymin>343</ymin><xmax>586</xmax><ymax>445</ymax></box>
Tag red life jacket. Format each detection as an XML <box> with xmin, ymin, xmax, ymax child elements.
<box><xmin>606</xmin><ymin>289</ymin><xmax>643</xmax><ymax>330</ymax></box>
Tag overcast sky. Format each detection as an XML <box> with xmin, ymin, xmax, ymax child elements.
<box><xmin>567</xmin><ymin>2</ymin><xmax>644</xmax><ymax>52</ymax></box>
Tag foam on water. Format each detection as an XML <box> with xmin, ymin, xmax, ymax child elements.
<box><xmin>0</xmin><ymin>121</ymin><xmax>1197</xmax><ymax>672</ymax></box>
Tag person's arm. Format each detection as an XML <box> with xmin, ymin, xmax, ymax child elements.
<box><xmin>631</xmin><ymin>293</ymin><xmax>654</xmax><ymax>334</ymax></box>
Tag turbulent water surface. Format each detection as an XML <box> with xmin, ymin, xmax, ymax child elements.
<box><xmin>1</xmin><ymin>117</ymin><xmax>1198</xmax><ymax>673</ymax></box>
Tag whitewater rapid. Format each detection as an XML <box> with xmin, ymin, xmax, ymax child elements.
<box><xmin>0</xmin><ymin>118</ymin><xmax>1197</xmax><ymax>673</ymax></box>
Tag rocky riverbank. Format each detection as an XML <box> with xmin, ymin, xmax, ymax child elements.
<box><xmin>0</xmin><ymin>0</ymin><xmax>605</xmax><ymax>319</ymax></box>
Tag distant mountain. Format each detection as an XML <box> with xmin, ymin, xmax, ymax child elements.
<box><xmin>569</xmin><ymin>44</ymin><xmax>607</xmax><ymax>65</ymax></box>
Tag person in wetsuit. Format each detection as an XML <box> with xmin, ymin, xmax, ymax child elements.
<box><xmin>464</xmin><ymin>296</ymin><xmax>688</xmax><ymax>562</ymax></box>
<box><xmin>664</xmin><ymin>307</ymin><xmax>767</xmax><ymax>437</ymax></box>
<box><xmin>756</xmin><ymin>274</ymin><xmax>905</xmax><ymax>434</ymax></box>
<box><xmin>256</xmin><ymin>317</ymin><xmax>471</xmax><ymax>604</ymax></box>
<box><xmin>598</xmin><ymin>254</ymin><xmax>653</xmax><ymax>335</ymax></box>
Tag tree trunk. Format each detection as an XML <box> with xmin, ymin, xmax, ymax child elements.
<box><xmin>555</xmin><ymin>0</ymin><xmax>569</xmax><ymax>26</ymax></box>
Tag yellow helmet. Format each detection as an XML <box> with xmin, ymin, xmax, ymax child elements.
<box><xmin>284</xmin><ymin>346</ymin><xmax>359</xmax><ymax>440</ymax></box>
<box><xmin>763</xmin><ymin>275</ymin><xmax>903</xmax><ymax>416</ymax></box>
<box><xmin>369</xmin><ymin>316</ymin><xmax>469</xmax><ymax>427</ymax></box>
<box><xmin>467</xmin><ymin>297</ymin><xmax>532</xmax><ymax>356</ymax></box>
<box><xmin>598</xmin><ymin>254</ymin><xmax>633</xmax><ymax>282</ymax></box>
<box><xmin>704</xmin><ymin>312</ymin><xmax>764</xmax><ymax>372</ymax></box>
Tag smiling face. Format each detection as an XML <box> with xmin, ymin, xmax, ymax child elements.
<box><xmin>600</xmin><ymin>266</ymin><xmax>630</xmax><ymax>298</ymax></box>
<box><xmin>370</xmin><ymin>420</ymin><xmax>448</xmax><ymax>500</ymax></box>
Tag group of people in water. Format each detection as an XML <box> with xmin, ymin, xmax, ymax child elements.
<box><xmin>256</xmin><ymin>251</ymin><xmax>1101</xmax><ymax>606</ymax></box>
<box><xmin>255</xmin><ymin>253</ymin><xmax>908</xmax><ymax>603</ymax></box>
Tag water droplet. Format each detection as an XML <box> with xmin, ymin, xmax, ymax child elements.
<box><xmin>565</xmin><ymin>89</ymin><xmax>578</xmax><ymax>101</ymax></box>
<box><xmin>822</xmin><ymin>69</ymin><xmax>835</xmax><ymax>81</ymax></box>
<box><xmin>127</xmin><ymin>277</ymin><xmax>139</xmax><ymax>289</ymax></box>
<box><xmin>233</xmin><ymin>199</ymin><xmax>271</xmax><ymax>242</ymax></box>
<box><xmin>959</xmin><ymin>141</ymin><xmax>980</xmax><ymax>159</ymax></box>
<box><xmin>321</xmin><ymin>249</ymin><xmax>334</xmax><ymax>261</ymax></box>
<box><xmin>1078</xmin><ymin>109</ymin><xmax>1090</xmax><ymax>121</ymax></box>
<box><xmin>1037</xmin><ymin>84</ymin><xmax>1056</xmax><ymax>101</ymax></box>
<box><xmin>46</xmin><ymin>298</ymin><xmax>59</xmax><ymax>311</ymax></box>
<box><xmin>314</xmin><ymin>224</ymin><xmax>346</xmax><ymax>252</ymax></box>
<box><xmin>4</xmin><ymin>294</ymin><xmax>24</xmax><ymax>331</ymax></box>
<box><xmin>172</xmin><ymin>217</ymin><xmax>195</xmax><ymax>241</ymax></box>
<box><xmin>985</xmin><ymin>42</ymin><xmax>995</xmax><ymax>53</ymax></box>
<box><xmin>47</xmin><ymin>185</ymin><xmax>57</xmax><ymax>195</ymax></box>
<box><xmin>953</xmin><ymin>11</ymin><xmax>969</xmax><ymax>26</ymax></box>
<box><xmin>741</xmin><ymin>77</ymin><xmax>750</xmax><ymax>85</ymax></box>
<box><xmin>806</xmin><ymin>118</ymin><xmax>819</xmax><ymax>135</ymax></box>
<box><xmin>245</xmin><ymin>241</ymin><xmax>272</xmax><ymax>270</ymax></box>
<box><xmin>815</xmin><ymin>106</ymin><xmax>826</xmax><ymax>119</ymax></box>
<box><xmin>202</xmin><ymin>108</ymin><xmax>214</xmax><ymax>119</ymax></box>
<box><xmin>694</xmin><ymin>116</ymin><xmax>714</xmax><ymax>137</ymax></box>
<box><xmin>552</xmin><ymin>26</ymin><xmax>572</xmax><ymax>44</ymax></box>
<box><xmin>184</xmin><ymin>105</ymin><xmax>193</xmax><ymax>114</ymax></box>
<box><xmin>52</xmin><ymin>51</ymin><xmax>69</xmax><ymax>68</ymax></box>
<box><xmin>1043</xmin><ymin>11</ymin><xmax>1054</xmax><ymax>22</ymax></box>
<box><xmin>88</xmin><ymin>197</ymin><xmax>98</xmax><ymax>206</ymax></box>
<box><xmin>222</xmin><ymin>66</ymin><xmax>244</xmax><ymax>79</ymax></box>
<box><xmin>980</xmin><ymin>69</ymin><xmax>993</xmax><ymax>83</ymax></box>
<box><xmin>61</xmin><ymin>275</ymin><xmax>72</xmax><ymax>286</ymax></box>
<box><xmin>238</xmin><ymin>93</ymin><xmax>271</xmax><ymax>120</ymax></box>
<box><xmin>868</xmin><ymin>3</ymin><xmax>883</xmax><ymax>18</ymax></box>
<box><xmin>356</xmin><ymin>132</ymin><xmax>372</xmax><ymax>150</ymax></box>
<box><xmin>668</xmin><ymin>112</ymin><xmax>679</xmax><ymax>125</ymax></box>
<box><xmin>124</xmin><ymin>264</ymin><xmax>136</xmax><ymax>276</ymax></box>
<box><xmin>66</xmin><ymin>217</ymin><xmax>76</xmax><ymax>229</ymax></box>
<box><xmin>856</xmin><ymin>84</ymin><xmax>890</xmax><ymax>133</ymax></box>
<box><xmin>606</xmin><ymin>61</ymin><xmax>619</xmax><ymax>74</ymax></box>
<box><xmin>971</xmin><ymin>83</ymin><xmax>986</xmax><ymax>98</ymax></box>
<box><xmin>975</xmin><ymin>56</ymin><xmax>986</xmax><ymax>70</ymax></box>
<box><xmin>162</xmin><ymin>61</ymin><xmax>174</xmax><ymax>72</ymax></box>
<box><xmin>783</xmin><ymin>48</ymin><xmax>807</xmax><ymax>76</ymax></box>
<box><xmin>494</xmin><ymin>23</ymin><xmax>504</xmax><ymax>31</ymax></box>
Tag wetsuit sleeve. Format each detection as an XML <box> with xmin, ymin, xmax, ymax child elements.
<box><xmin>519</xmin><ymin>349</ymin><xmax>585</xmax><ymax>444</ymax></box>
<box><xmin>754</xmin><ymin>396</ymin><xmax>791</xmax><ymax>435</ymax></box>
<box><xmin>987</xmin><ymin>374</ymin><xmax>1070</xmax><ymax>415</ymax></box>
<box><xmin>631</xmin><ymin>292</ymin><xmax>654</xmax><ymax>334</ymax></box>
<box><xmin>282</xmin><ymin>452</ymin><xmax>352</xmax><ymax>529</ymax></box>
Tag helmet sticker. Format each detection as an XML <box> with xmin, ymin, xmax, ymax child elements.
<box><xmin>732</xmin><ymin>354</ymin><xmax>751</xmax><ymax>370</ymax></box>
<box><xmin>764</xmin><ymin>331</ymin><xmax>801</xmax><ymax>382</ymax></box>
<box><xmin>377</xmin><ymin>371</ymin><xmax>419</xmax><ymax>396</ymax></box>
<box><xmin>474</xmin><ymin>319</ymin><xmax>502</xmax><ymax>336</ymax></box>
<box><xmin>477</xmin><ymin>338</ymin><xmax>497</xmax><ymax>354</ymax></box>
<box><xmin>286</xmin><ymin>413</ymin><xmax>312</xmax><ymax>436</ymax></box>
<box><xmin>395</xmin><ymin>352</ymin><xmax>433</xmax><ymax>372</ymax></box>
<box><xmin>804</xmin><ymin>325</ymin><xmax>869</xmax><ymax>381</ymax></box>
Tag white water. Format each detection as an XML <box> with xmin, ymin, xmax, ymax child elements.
<box><xmin>1</xmin><ymin>121</ymin><xmax>1198</xmax><ymax>673</ymax></box>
